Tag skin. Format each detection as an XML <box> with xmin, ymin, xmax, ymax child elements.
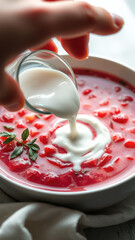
<box><xmin>0</xmin><ymin>0</ymin><xmax>124</xmax><ymax>112</ymax></box>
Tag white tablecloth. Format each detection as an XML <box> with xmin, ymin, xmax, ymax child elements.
<box><xmin>0</xmin><ymin>0</ymin><xmax>135</xmax><ymax>239</ymax></box>
<box><xmin>1</xmin><ymin>188</ymin><xmax>135</xmax><ymax>240</ymax></box>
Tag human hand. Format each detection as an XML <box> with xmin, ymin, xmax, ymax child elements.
<box><xmin>0</xmin><ymin>0</ymin><xmax>124</xmax><ymax>111</ymax></box>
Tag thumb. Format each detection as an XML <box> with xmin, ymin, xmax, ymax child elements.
<box><xmin>0</xmin><ymin>69</ymin><xmax>25</xmax><ymax>111</ymax></box>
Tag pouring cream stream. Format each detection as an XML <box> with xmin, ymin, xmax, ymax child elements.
<box><xmin>19</xmin><ymin>67</ymin><xmax>111</xmax><ymax>171</ymax></box>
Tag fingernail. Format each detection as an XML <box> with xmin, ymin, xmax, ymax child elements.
<box><xmin>111</xmin><ymin>13</ymin><xmax>124</xmax><ymax>28</ymax></box>
<box><xmin>5</xmin><ymin>101</ymin><xmax>24</xmax><ymax>112</ymax></box>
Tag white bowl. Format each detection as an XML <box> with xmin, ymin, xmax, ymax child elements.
<box><xmin>1</xmin><ymin>55</ymin><xmax>135</xmax><ymax>212</ymax></box>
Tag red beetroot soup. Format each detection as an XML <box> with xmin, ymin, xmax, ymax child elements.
<box><xmin>0</xmin><ymin>68</ymin><xmax>135</xmax><ymax>192</ymax></box>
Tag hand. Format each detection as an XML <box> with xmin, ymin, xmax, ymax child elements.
<box><xmin>0</xmin><ymin>0</ymin><xmax>124</xmax><ymax>111</ymax></box>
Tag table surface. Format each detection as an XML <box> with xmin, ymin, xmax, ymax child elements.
<box><xmin>84</xmin><ymin>219</ymin><xmax>135</xmax><ymax>240</ymax></box>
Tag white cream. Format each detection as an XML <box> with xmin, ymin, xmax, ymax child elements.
<box><xmin>19</xmin><ymin>68</ymin><xmax>80</xmax><ymax>120</ymax></box>
<box><xmin>53</xmin><ymin>115</ymin><xmax>111</xmax><ymax>171</ymax></box>
<box><xmin>19</xmin><ymin>67</ymin><xmax>111</xmax><ymax>171</ymax></box>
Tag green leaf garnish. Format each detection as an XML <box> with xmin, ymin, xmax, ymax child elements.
<box><xmin>0</xmin><ymin>132</ymin><xmax>16</xmax><ymax>138</ymax></box>
<box><xmin>27</xmin><ymin>139</ymin><xmax>37</xmax><ymax>146</ymax></box>
<box><xmin>3</xmin><ymin>125</ymin><xmax>14</xmax><ymax>130</ymax></box>
<box><xmin>0</xmin><ymin>129</ymin><xmax>40</xmax><ymax>162</ymax></box>
<box><xmin>28</xmin><ymin>148</ymin><xmax>38</xmax><ymax>161</ymax></box>
<box><xmin>35</xmin><ymin>114</ymin><xmax>40</xmax><ymax>119</ymax></box>
<box><xmin>119</xmin><ymin>80</ymin><xmax>126</xmax><ymax>86</ymax></box>
<box><xmin>82</xmin><ymin>169</ymin><xmax>89</xmax><ymax>174</ymax></box>
<box><xmin>10</xmin><ymin>146</ymin><xmax>23</xmax><ymax>159</ymax></box>
<box><xmin>3</xmin><ymin>137</ymin><xmax>15</xmax><ymax>144</ymax></box>
<box><xmin>21</xmin><ymin>128</ymin><xmax>29</xmax><ymax>141</ymax></box>
<box><xmin>31</xmin><ymin>144</ymin><xmax>40</xmax><ymax>151</ymax></box>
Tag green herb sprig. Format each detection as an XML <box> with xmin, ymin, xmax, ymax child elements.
<box><xmin>0</xmin><ymin>128</ymin><xmax>40</xmax><ymax>161</ymax></box>
<box><xmin>3</xmin><ymin>125</ymin><xmax>15</xmax><ymax>131</ymax></box>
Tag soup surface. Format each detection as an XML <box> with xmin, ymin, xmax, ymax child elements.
<box><xmin>0</xmin><ymin>69</ymin><xmax>135</xmax><ymax>192</ymax></box>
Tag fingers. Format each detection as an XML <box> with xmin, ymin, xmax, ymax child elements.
<box><xmin>34</xmin><ymin>1</ymin><xmax>124</xmax><ymax>59</ymax></box>
<box><xmin>0</xmin><ymin>0</ymin><xmax>124</xmax><ymax>112</ymax></box>
<box><xmin>60</xmin><ymin>35</ymin><xmax>89</xmax><ymax>60</ymax></box>
<box><xmin>47</xmin><ymin>1</ymin><xmax>124</xmax><ymax>38</ymax></box>
<box><xmin>0</xmin><ymin>1</ymin><xmax>124</xmax><ymax>64</ymax></box>
<box><xmin>0</xmin><ymin>70</ymin><xmax>25</xmax><ymax>111</ymax></box>
<box><xmin>30</xmin><ymin>39</ymin><xmax>58</xmax><ymax>52</ymax></box>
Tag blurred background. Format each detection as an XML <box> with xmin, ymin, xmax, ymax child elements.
<box><xmin>56</xmin><ymin>0</ymin><xmax>135</xmax><ymax>70</ymax></box>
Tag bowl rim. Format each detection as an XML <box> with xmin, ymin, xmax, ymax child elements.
<box><xmin>0</xmin><ymin>166</ymin><xmax>134</xmax><ymax>196</ymax></box>
<box><xmin>1</xmin><ymin>55</ymin><xmax>135</xmax><ymax>196</ymax></box>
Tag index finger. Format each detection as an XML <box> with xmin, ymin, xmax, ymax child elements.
<box><xmin>47</xmin><ymin>1</ymin><xmax>124</xmax><ymax>59</ymax></box>
<box><xmin>1</xmin><ymin>1</ymin><xmax>124</xmax><ymax>63</ymax></box>
<box><xmin>47</xmin><ymin>1</ymin><xmax>124</xmax><ymax>38</ymax></box>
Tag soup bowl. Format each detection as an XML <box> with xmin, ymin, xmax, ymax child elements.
<box><xmin>0</xmin><ymin>55</ymin><xmax>135</xmax><ymax>212</ymax></box>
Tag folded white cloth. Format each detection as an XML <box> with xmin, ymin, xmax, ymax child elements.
<box><xmin>0</xmin><ymin>0</ymin><xmax>135</xmax><ymax>240</ymax></box>
<box><xmin>1</xmin><ymin>188</ymin><xmax>135</xmax><ymax>240</ymax></box>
